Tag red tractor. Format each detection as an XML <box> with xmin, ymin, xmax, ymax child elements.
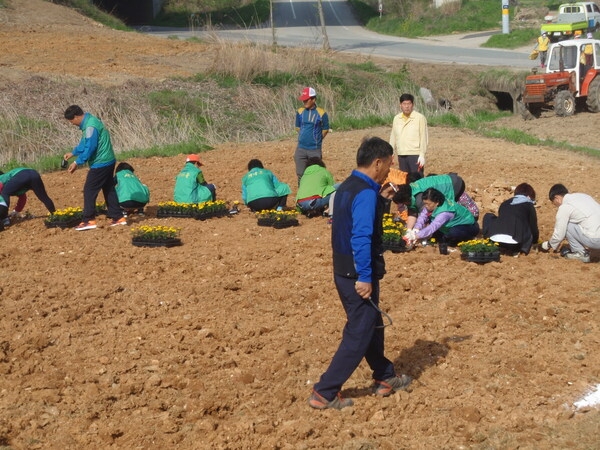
<box><xmin>520</xmin><ymin>38</ymin><xmax>600</xmax><ymax>118</ymax></box>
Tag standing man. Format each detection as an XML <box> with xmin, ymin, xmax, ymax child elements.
<box><xmin>294</xmin><ymin>87</ymin><xmax>329</xmax><ymax>184</ymax></box>
<box><xmin>536</xmin><ymin>31</ymin><xmax>550</xmax><ymax>68</ymax></box>
<box><xmin>541</xmin><ymin>184</ymin><xmax>600</xmax><ymax>263</ymax></box>
<box><xmin>63</xmin><ymin>105</ymin><xmax>126</xmax><ymax>230</ymax></box>
<box><xmin>308</xmin><ymin>137</ymin><xmax>412</xmax><ymax>411</ymax></box>
<box><xmin>389</xmin><ymin>93</ymin><xmax>428</xmax><ymax>177</ymax></box>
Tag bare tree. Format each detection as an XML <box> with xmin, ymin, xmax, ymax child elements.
<box><xmin>317</xmin><ymin>0</ymin><xmax>330</xmax><ymax>51</ymax></box>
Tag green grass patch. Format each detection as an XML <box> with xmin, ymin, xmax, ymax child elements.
<box><xmin>332</xmin><ymin>114</ymin><xmax>393</xmax><ymax>131</ymax></box>
<box><xmin>118</xmin><ymin>141</ymin><xmax>213</xmax><ymax>161</ymax></box>
<box><xmin>363</xmin><ymin>0</ymin><xmax>513</xmax><ymax>38</ymax></box>
<box><xmin>50</xmin><ymin>0</ymin><xmax>129</xmax><ymax>30</ymax></box>
<box><xmin>482</xmin><ymin>29</ymin><xmax>540</xmax><ymax>49</ymax></box>
<box><xmin>154</xmin><ymin>0</ymin><xmax>269</xmax><ymax>28</ymax></box>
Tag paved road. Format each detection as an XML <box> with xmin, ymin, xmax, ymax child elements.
<box><xmin>147</xmin><ymin>0</ymin><xmax>534</xmax><ymax>69</ymax></box>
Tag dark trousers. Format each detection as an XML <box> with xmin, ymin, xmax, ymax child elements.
<box><xmin>313</xmin><ymin>275</ymin><xmax>395</xmax><ymax>401</ymax></box>
<box><xmin>247</xmin><ymin>196</ymin><xmax>287</xmax><ymax>212</ymax></box>
<box><xmin>435</xmin><ymin>222</ymin><xmax>480</xmax><ymax>246</ymax></box>
<box><xmin>83</xmin><ymin>163</ymin><xmax>122</xmax><ymax>221</ymax></box>
<box><xmin>1</xmin><ymin>169</ymin><xmax>55</xmax><ymax>216</ymax></box>
<box><xmin>398</xmin><ymin>155</ymin><xmax>423</xmax><ymax>178</ymax></box>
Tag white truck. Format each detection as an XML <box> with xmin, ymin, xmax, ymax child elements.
<box><xmin>542</xmin><ymin>2</ymin><xmax>600</xmax><ymax>41</ymax></box>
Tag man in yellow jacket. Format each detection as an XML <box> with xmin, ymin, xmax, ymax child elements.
<box><xmin>389</xmin><ymin>93</ymin><xmax>428</xmax><ymax>177</ymax></box>
<box><xmin>536</xmin><ymin>32</ymin><xmax>550</xmax><ymax>68</ymax></box>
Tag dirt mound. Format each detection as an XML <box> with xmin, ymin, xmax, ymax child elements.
<box><xmin>1</xmin><ymin>1</ymin><xmax>600</xmax><ymax>449</ymax></box>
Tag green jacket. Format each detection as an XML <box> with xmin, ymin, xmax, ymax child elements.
<box><xmin>296</xmin><ymin>164</ymin><xmax>335</xmax><ymax>201</ymax></box>
<box><xmin>241</xmin><ymin>168</ymin><xmax>291</xmax><ymax>204</ymax></box>
<box><xmin>115</xmin><ymin>170</ymin><xmax>150</xmax><ymax>204</ymax></box>
<box><xmin>73</xmin><ymin>113</ymin><xmax>115</xmax><ymax>168</ymax></box>
<box><xmin>431</xmin><ymin>199</ymin><xmax>475</xmax><ymax>233</ymax></box>
<box><xmin>174</xmin><ymin>163</ymin><xmax>212</xmax><ymax>203</ymax></box>
<box><xmin>410</xmin><ymin>174</ymin><xmax>454</xmax><ymax>209</ymax></box>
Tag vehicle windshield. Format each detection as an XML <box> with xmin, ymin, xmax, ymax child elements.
<box><xmin>548</xmin><ymin>45</ymin><xmax>578</xmax><ymax>71</ymax></box>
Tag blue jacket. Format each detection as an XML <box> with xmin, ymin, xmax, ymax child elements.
<box><xmin>332</xmin><ymin>170</ymin><xmax>385</xmax><ymax>282</ymax></box>
<box><xmin>295</xmin><ymin>106</ymin><xmax>329</xmax><ymax>151</ymax></box>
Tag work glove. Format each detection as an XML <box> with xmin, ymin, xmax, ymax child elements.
<box><xmin>540</xmin><ymin>241</ymin><xmax>551</xmax><ymax>251</ymax></box>
<box><xmin>417</xmin><ymin>155</ymin><xmax>425</xmax><ymax>170</ymax></box>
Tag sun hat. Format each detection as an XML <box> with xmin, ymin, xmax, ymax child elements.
<box><xmin>298</xmin><ymin>87</ymin><xmax>317</xmax><ymax>101</ymax></box>
<box><xmin>186</xmin><ymin>154</ymin><xmax>204</xmax><ymax>166</ymax></box>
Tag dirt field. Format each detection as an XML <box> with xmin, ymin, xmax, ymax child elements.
<box><xmin>1</xmin><ymin>1</ymin><xmax>599</xmax><ymax>449</ymax></box>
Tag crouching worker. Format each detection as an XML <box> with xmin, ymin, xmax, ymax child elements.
<box><xmin>482</xmin><ymin>183</ymin><xmax>538</xmax><ymax>255</ymax></box>
<box><xmin>405</xmin><ymin>187</ymin><xmax>479</xmax><ymax>247</ymax></box>
<box><xmin>0</xmin><ymin>168</ymin><xmax>56</xmax><ymax>228</ymax></box>
<box><xmin>174</xmin><ymin>154</ymin><xmax>216</xmax><ymax>204</ymax></box>
<box><xmin>296</xmin><ymin>157</ymin><xmax>338</xmax><ymax>217</ymax></box>
<box><xmin>540</xmin><ymin>183</ymin><xmax>600</xmax><ymax>263</ymax></box>
<box><xmin>114</xmin><ymin>162</ymin><xmax>150</xmax><ymax>216</ymax></box>
<box><xmin>241</xmin><ymin>159</ymin><xmax>291</xmax><ymax>212</ymax></box>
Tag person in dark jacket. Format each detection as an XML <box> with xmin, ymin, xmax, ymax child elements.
<box><xmin>308</xmin><ymin>136</ymin><xmax>412</xmax><ymax>411</ymax></box>
<box><xmin>482</xmin><ymin>183</ymin><xmax>539</xmax><ymax>255</ymax></box>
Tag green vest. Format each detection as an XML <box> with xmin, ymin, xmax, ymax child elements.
<box><xmin>296</xmin><ymin>165</ymin><xmax>335</xmax><ymax>200</ymax></box>
<box><xmin>431</xmin><ymin>199</ymin><xmax>475</xmax><ymax>233</ymax></box>
<box><xmin>82</xmin><ymin>114</ymin><xmax>115</xmax><ymax>167</ymax></box>
<box><xmin>115</xmin><ymin>170</ymin><xmax>150</xmax><ymax>204</ymax></box>
<box><xmin>174</xmin><ymin>163</ymin><xmax>212</xmax><ymax>203</ymax></box>
<box><xmin>242</xmin><ymin>168</ymin><xmax>291</xmax><ymax>204</ymax></box>
<box><xmin>0</xmin><ymin>168</ymin><xmax>27</xmax><ymax>203</ymax></box>
<box><xmin>410</xmin><ymin>174</ymin><xmax>454</xmax><ymax>209</ymax></box>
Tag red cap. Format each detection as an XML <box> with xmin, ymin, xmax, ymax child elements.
<box><xmin>186</xmin><ymin>154</ymin><xmax>204</xmax><ymax>166</ymax></box>
<box><xmin>298</xmin><ymin>87</ymin><xmax>317</xmax><ymax>101</ymax></box>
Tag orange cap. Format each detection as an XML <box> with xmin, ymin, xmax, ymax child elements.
<box><xmin>186</xmin><ymin>154</ymin><xmax>204</xmax><ymax>166</ymax></box>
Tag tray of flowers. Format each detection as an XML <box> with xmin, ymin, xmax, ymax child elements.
<box><xmin>382</xmin><ymin>213</ymin><xmax>409</xmax><ymax>253</ymax></box>
<box><xmin>458</xmin><ymin>238</ymin><xmax>500</xmax><ymax>263</ymax></box>
<box><xmin>193</xmin><ymin>200</ymin><xmax>229</xmax><ymax>220</ymax></box>
<box><xmin>131</xmin><ymin>225</ymin><xmax>182</xmax><ymax>248</ymax></box>
<box><xmin>256</xmin><ymin>209</ymin><xmax>299</xmax><ymax>228</ymax></box>
<box><xmin>156</xmin><ymin>201</ymin><xmax>196</xmax><ymax>218</ymax></box>
<box><xmin>45</xmin><ymin>207</ymin><xmax>83</xmax><ymax>229</ymax></box>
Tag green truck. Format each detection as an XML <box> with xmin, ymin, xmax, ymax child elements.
<box><xmin>541</xmin><ymin>2</ymin><xmax>600</xmax><ymax>41</ymax></box>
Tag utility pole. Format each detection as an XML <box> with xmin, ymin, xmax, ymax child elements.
<box><xmin>270</xmin><ymin>0</ymin><xmax>277</xmax><ymax>48</ymax></box>
<box><xmin>502</xmin><ymin>0</ymin><xmax>510</xmax><ymax>34</ymax></box>
<box><xmin>317</xmin><ymin>0</ymin><xmax>330</xmax><ymax>51</ymax></box>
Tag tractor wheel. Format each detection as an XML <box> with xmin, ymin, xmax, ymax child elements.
<box><xmin>586</xmin><ymin>77</ymin><xmax>600</xmax><ymax>113</ymax></box>
<box><xmin>554</xmin><ymin>90</ymin><xmax>575</xmax><ymax>117</ymax></box>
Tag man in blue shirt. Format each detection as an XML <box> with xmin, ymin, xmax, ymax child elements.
<box><xmin>308</xmin><ymin>136</ymin><xmax>412</xmax><ymax>410</ymax></box>
<box><xmin>294</xmin><ymin>87</ymin><xmax>329</xmax><ymax>184</ymax></box>
<box><xmin>63</xmin><ymin>105</ymin><xmax>126</xmax><ymax>230</ymax></box>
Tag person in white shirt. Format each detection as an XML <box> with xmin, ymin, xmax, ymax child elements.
<box><xmin>541</xmin><ymin>184</ymin><xmax>600</xmax><ymax>263</ymax></box>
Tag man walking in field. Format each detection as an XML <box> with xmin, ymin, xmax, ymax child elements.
<box><xmin>308</xmin><ymin>136</ymin><xmax>412</xmax><ymax>410</ymax></box>
<box><xmin>63</xmin><ymin>105</ymin><xmax>126</xmax><ymax>230</ymax></box>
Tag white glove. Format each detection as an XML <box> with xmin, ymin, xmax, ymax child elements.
<box><xmin>541</xmin><ymin>241</ymin><xmax>550</xmax><ymax>251</ymax></box>
<box><xmin>404</xmin><ymin>229</ymin><xmax>418</xmax><ymax>243</ymax></box>
<box><xmin>417</xmin><ymin>155</ymin><xmax>425</xmax><ymax>169</ymax></box>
